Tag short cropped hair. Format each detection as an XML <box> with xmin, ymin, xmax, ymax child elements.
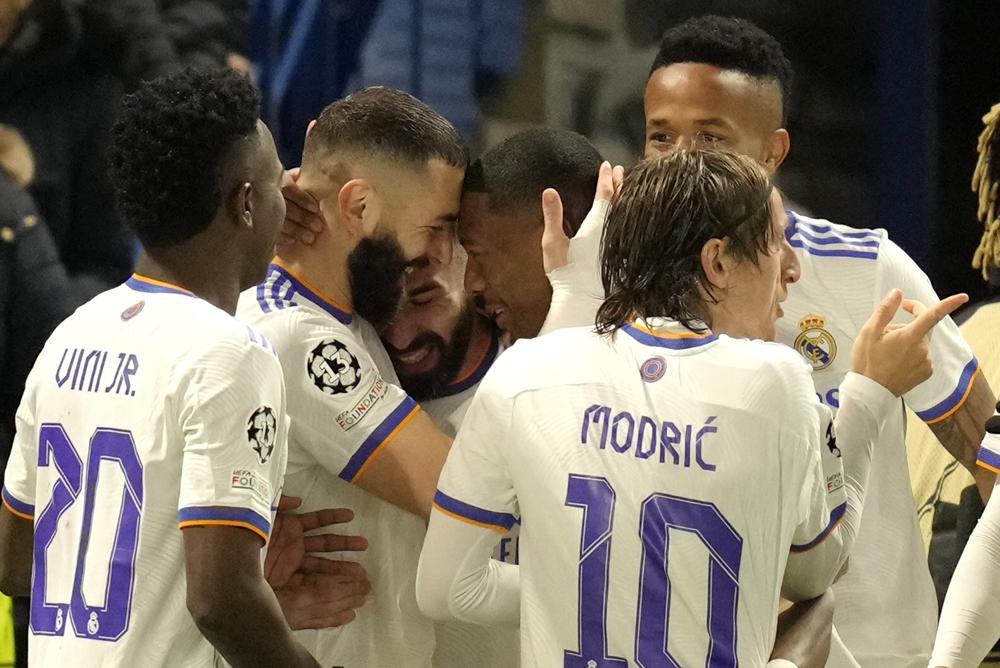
<box><xmin>463</xmin><ymin>128</ymin><xmax>602</xmax><ymax>233</ymax></box>
<box><xmin>597</xmin><ymin>149</ymin><xmax>775</xmax><ymax>333</ymax></box>
<box><xmin>303</xmin><ymin>86</ymin><xmax>468</xmax><ymax>169</ymax></box>
<box><xmin>651</xmin><ymin>15</ymin><xmax>794</xmax><ymax>126</ymax></box>
<box><xmin>109</xmin><ymin>67</ymin><xmax>261</xmax><ymax>248</ymax></box>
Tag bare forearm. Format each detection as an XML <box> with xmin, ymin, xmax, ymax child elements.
<box><xmin>929</xmin><ymin>376</ymin><xmax>996</xmax><ymax>500</ymax></box>
<box><xmin>770</xmin><ymin>591</ymin><xmax>834</xmax><ymax>668</ymax></box>
<box><xmin>184</xmin><ymin>526</ymin><xmax>320</xmax><ymax>668</ymax></box>
<box><xmin>192</xmin><ymin>573</ymin><xmax>319</xmax><ymax>668</ymax></box>
<box><xmin>0</xmin><ymin>511</ymin><xmax>33</xmax><ymax>597</ymax></box>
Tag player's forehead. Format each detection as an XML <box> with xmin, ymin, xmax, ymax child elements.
<box><xmin>458</xmin><ymin>192</ymin><xmax>498</xmax><ymax>245</ymax></box>
<box><xmin>645</xmin><ymin>63</ymin><xmax>781</xmax><ymax>130</ymax></box>
<box><xmin>769</xmin><ymin>188</ymin><xmax>786</xmax><ymax>228</ymax></box>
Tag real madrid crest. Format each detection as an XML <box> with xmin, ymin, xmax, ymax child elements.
<box><xmin>794</xmin><ymin>314</ymin><xmax>837</xmax><ymax>371</ymax></box>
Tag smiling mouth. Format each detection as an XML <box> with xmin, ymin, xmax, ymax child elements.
<box><xmin>396</xmin><ymin>345</ymin><xmax>432</xmax><ymax>366</ymax></box>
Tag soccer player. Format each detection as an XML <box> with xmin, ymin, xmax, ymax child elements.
<box><xmin>460</xmin><ymin>128</ymin><xmax>604</xmax><ymax>346</ymax></box>
<box><xmin>382</xmin><ymin>246</ymin><xmax>500</xmax><ymax>435</ymax></box>
<box><xmin>928</xmin><ymin>100</ymin><xmax>1000</xmax><ymax>668</ymax></box>
<box><xmin>416</xmin><ymin>148</ymin><xmax>962</xmax><ymax>667</ymax></box>
<box><xmin>237</xmin><ymin>86</ymin><xmax>467</xmax><ymax>667</ymax></box>
<box><xmin>0</xmin><ymin>69</ymin><xmax>322</xmax><ymax>667</ymax></box>
<box><xmin>535</xmin><ymin>15</ymin><xmax>990</xmax><ymax>666</ymax></box>
<box><xmin>639</xmin><ymin>18</ymin><xmax>994</xmax><ymax>667</ymax></box>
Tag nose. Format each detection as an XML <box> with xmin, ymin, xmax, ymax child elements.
<box><xmin>424</xmin><ymin>229</ymin><xmax>454</xmax><ymax>267</ymax></box>
<box><xmin>464</xmin><ymin>257</ymin><xmax>486</xmax><ymax>296</ymax></box>
<box><xmin>383</xmin><ymin>316</ymin><xmax>418</xmax><ymax>352</ymax></box>
<box><xmin>782</xmin><ymin>238</ymin><xmax>801</xmax><ymax>284</ymax></box>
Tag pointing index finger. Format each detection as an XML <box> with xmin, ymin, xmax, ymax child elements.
<box><xmin>907</xmin><ymin>293</ymin><xmax>968</xmax><ymax>338</ymax></box>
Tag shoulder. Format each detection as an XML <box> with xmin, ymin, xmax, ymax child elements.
<box><xmin>174</xmin><ymin>299</ymin><xmax>280</xmax><ymax>372</ymax></box>
<box><xmin>787</xmin><ymin>210</ymin><xmax>885</xmax><ymax>263</ymax></box>
<box><xmin>477</xmin><ymin>326</ymin><xmax>606</xmax><ymax>399</ymax></box>
<box><xmin>711</xmin><ymin>335</ymin><xmax>817</xmax><ymax>412</ymax></box>
<box><xmin>239</xmin><ymin>291</ymin><xmax>364</xmax><ymax>356</ymax></box>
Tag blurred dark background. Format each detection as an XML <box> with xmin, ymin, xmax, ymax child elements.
<box><xmin>244</xmin><ymin>0</ymin><xmax>1000</xmax><ymax>306</ymax></box>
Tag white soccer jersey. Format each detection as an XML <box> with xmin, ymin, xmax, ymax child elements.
<box><xmin>778</xmin><ymin>211</ymin><xmax>978</xmax><ymax>668</ymax></box>
<box><xmin>1</xmin><ymin>275</ymin><xmax>287</xmax><ymax>667</ymax></box>
<box><xmin>237</xmin><ymin>261</ymin><xmax>432</xmax><ymax>668</ymax></box>
<box><xmin>434</xmin><ymin>321</ymin><xmax>843</xmax><ymax>668</ymax></box>
<box><xmin>422</xmin><ymin>335</ymin><xmax>521</xmax><ymax>668</ymax></box>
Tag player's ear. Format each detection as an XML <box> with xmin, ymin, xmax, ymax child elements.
<box><xmin>762</xmin><ymin>129</ymin><xmax>790</xmax><ymax>173</ymax></box>
<box><xmin>337</xmin><ymin>178</ymin><xmax>378</xmax><ymax>239</ymax></box>
<box><xmin>700</xmin><ymin>238</ymin><xmax>731</xmax><ymax>289</ymax></box>
<box><xmin>234</xmin><ymin>181</ymin><xmax>254</xmax><ymax>229</ymax></box>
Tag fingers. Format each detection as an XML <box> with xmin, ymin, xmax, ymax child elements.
<box><xmin>296</xmin><ymin>507</ymin><xmax>354</xmax><ymax>530</ymax></box>
<box><xmin>290</xmin><ymin>605</ymin><xmax>364</xmax><ymax>630</ymax></box>
<box><xmin>611</xmin><ymin>164</ymin><xmax>624</xmax><ymax>196</ymax></box>
<box><xmin>906</xmin><ymin>293</ymin><xmax>969</xmax><ymax>338</ymax></box>
<box><xmin>594</xmin><ymin>161</ymin><xmax>614</xmax><ymax>201</ymax></box>
<box><xmin>541</xmin><ymin>188</ymin><xmax>570</xmax><ymax>273</ymax></box>
<box><xmin>281</xmin><ymin>169</ymin><xmax>319</xmax><ymax>214</ymax></box>
<box><xmin>302</xmin><ymin>533</ymin><xmax>369</xmax><ymax>553</ymax></box>
<box><xmin>276</xmin><ymin>494</ymin><xmax>303</xmax><ymax>512</ymax></box>
<box><xmin>298</xmin><ymin>556</ymin><xmax>367</xmax><ymax>578</ymax></box>
<box><xmin>862</xmin><ymin>289</ymin><xmax>903</xmax><ymax>337</ymax></box>
<box><xmin>281</xmin><ymin>168</ymin><xmax>325</xmax><ymax>244</ymax></box>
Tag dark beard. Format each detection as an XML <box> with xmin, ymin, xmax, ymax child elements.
<box><xmin>388</xmin><ymin>304</ymin><xmax>475</xmax><ymax>401</ymax></box>
<box><xmin>348</xmin><ymin>234</ymin><xmax>406</xmax><ymax>330</ymax></box>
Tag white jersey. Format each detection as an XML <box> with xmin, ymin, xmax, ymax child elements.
<box><xmin>237</xmin><ymin>261</ymin><xmax>432</xmax><ymax>668</ymax></box>
<box><xmin>779</xmin><ymin>212</ymin><xmax>978</xmax><ymax>668</ymax></box>
<box><xmin>435</xmin><ymin>320</ymin><xmax>842</xmax><ymax>668</ymax></box>
<box><xmin>1</xmin><ymin>275</ymin><xmax>287</xmax><ymax>667</ymax></box>
<box><xmin>422</xmin><ymin>334</ymin><xmax>521</xmax><ymax>668</ymax></box>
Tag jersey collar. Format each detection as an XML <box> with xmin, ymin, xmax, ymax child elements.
<box><xmin>125</xmin><ymin>273</ymin><xmax>195</xmax><ymax>297</ymax></box>
<box><xmin>621</xmin><ymin>318</ymin><xmax>718</xmax><ymax>351</ymax></box>
<box><xmin>438</xmin><ymin>332</ymin><xmax>501</xmax><ymax>397</ymax></box>
<box><xmin>263</xmin><ymin>260</ymin><xmax>353</xmax><ymax>325</ymax></box>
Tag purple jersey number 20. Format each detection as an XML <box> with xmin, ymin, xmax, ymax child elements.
<box><xmin>31</xmin><ymin>424</ymin><xmax>144</xmax><ymax>642</ymax></box>
<box><xmin>564</xmin><ymin>474</ymin><xmax>743</xmax><ymax>668</ymax></box>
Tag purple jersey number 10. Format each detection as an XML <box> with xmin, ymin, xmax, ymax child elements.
<box><xmin>564</xmin><ymin>474</ymin><xmax>743</xmax><ymax>668</ymax></box>
<box><xmin>32</xmin><ymin>424</ymin><xmax>144</xmax><ymax>642</ymax></box>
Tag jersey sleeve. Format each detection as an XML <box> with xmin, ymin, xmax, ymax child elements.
<box><xmin>2</xmin><ymin>381</ymin><xmax>39</xmax><ymax>521</ymax></box>
<box><xmin>433</xmin><ymin>360</ymin><xmax>518</xmax><ymax>533</ymax></box>
<box><xmin>285</xmin><ymin>313</ymin><xmax>420</xmax><ymax>484</ymax></box>
<box><xmin>977</xmin><ymin>414</ymin><xmax>1000</xmax><ymax>473</ymax></box>
<box><xmin>176</xmin><ymin>332</ymin><xmax>288</xmax><ymax>543</ymax></box>
<box><xmin>786</xmin><ymin>374</ymin><xmax>843</xmax><ymax>552</ymax></box>
<box><xmin>874</xmin><ymin>237</ymin><xmax>979</xmax><ymax>424</ymax></box>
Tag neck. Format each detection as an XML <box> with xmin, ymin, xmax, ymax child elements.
<box><xmin>134</xmin><ymin>249</ymin><xmax>243</xmax><ymax>315</ymax></box>
<box><xmin>275</xmin><ymin>240</ymin><xmax>353</xmax><ymax>310</ymax></box>
<box><xmin>453</xmin><ymin>313</ymin><xmax>495</xmax><ymax>382</ymax></box>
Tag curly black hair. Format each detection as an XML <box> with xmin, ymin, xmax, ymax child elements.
<box><xmin>651</xmin><ymin>15</ymin><xmax>794</xmax><ymax>126</ymax></box>
<box><xmin>463</xmin><ymin>128</ymin><xmax>602</xmax><ymax>234</ymax></box>
<box><xmin>109</xmin><ymin>67</ymin><xmax>262</xmax><ymax>248</ymax></box>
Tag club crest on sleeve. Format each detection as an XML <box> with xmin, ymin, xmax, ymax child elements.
<box><xmin>307</xmin><ymin>339</ymin><xmax>362</xmax><ymax>395</ymax></box>
<box><xmin>794</xmin><ymin>314</ymin><xmax>837</xmax><ymax>371</ymax></box>
<box><xmin>639</xmin><ymin>356</ymin><xmax>666</xmax><ymax>382</ymax></box>
<box><xmin>120</xmin><ymin>300</ymin><xmax>145</xmax><ymax>321</ymax></box>
<box><xmin>247</xmin><ymin>406</ymin><xmax>277</xmax><ymax>464</ymax></box>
